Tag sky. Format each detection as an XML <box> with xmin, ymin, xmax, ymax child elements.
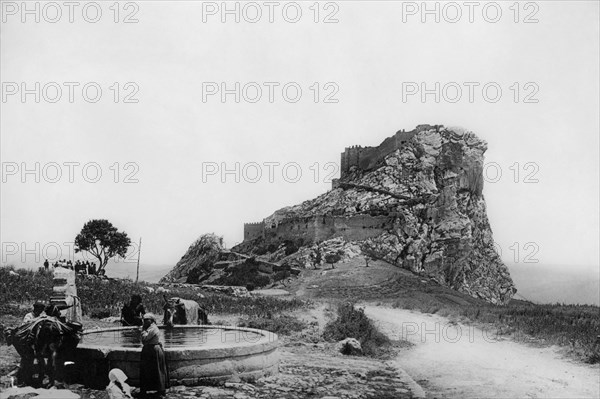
<box><xmin>1</xmin><ymin>1</ymin><xmax>599</xmax><ymax>273</ymax></box>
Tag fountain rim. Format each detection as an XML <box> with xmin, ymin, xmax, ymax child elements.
<box><xmin>78</xmin><ymin>325</ymin><xmax>279</xmax><ymax>358</ymax></box>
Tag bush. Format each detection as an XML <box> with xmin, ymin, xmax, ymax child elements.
<box><xmin>89</xmin><ymin>308</ymin><xmax>112</xmax><ymax>319</ymax></box>
<box><xmin>238</xmin><ymin>315</ymin><xmax>307</xmax><ymax>335</ymax></box>
<box><xmin>0</xmin><ymin>266</ymin><xmax>54</xmax><ymax>307</ymax></box>
<box><xmin>323</xmin><ymin>302</ymin><xmax>390</xmax><ymax>357</ymax></box>
<box><xmin>212</xmin><ymin>258</ymin><xmax>271</xmax><ymax>288</ymax></box>
<box><xmin>283</xmin><ymin>238</ymin><xmax>304</xmax><ymax>256</ymax></box>
<box><xmin>0</xmin><ymin>266</ymin><xmax>309</xmax><ymax>322</ymax></box>
<box><xmin>273</xmin><ymin>270</ymin><xmax>291</xmax><ymax>282</ymax></box>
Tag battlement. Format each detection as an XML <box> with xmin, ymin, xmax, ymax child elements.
<box><xmin>338</xmin><ymin>128</ymin><xmax>419</xmax><ymax>180</ymax></box>
<box><xmin>244</xmin><ymin>222</ymin><xmax>264</xmax><ymax>226</ymax></box>
<box><xmin>244</xmin><ymin>221</ymin><xmax>265</xmax><ymax>241</ymax></box>
<box><xmin>243</xmin><ymin>126</ymin><xmax>436</xmax><ymax>241</ymax></box>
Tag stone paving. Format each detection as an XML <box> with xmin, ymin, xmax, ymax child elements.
<box><xmin>7</xmin><ymin>344</ymin><xmax>419</xmax><ymax>399</ymax></box>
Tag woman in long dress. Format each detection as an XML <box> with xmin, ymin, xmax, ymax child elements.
<box><xmin>139</xmin><ymin>313</ymin><xmax>169</xmax><ymax>397</ymax></box>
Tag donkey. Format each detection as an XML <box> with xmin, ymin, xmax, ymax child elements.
<box><xmin>162</xmin><ymin>296</ymin><xmax>209</xmax><ymax>328</ymax></box>
<box><xmin>5</xmin><ymin>316</ymin><xmax>81</xmax><ymax>387</ymax></box>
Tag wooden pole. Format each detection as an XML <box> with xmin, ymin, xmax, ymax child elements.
<box><xmin>135</xmin><ymin>237</ymin><xmax>142</xmax><ymax>284</ymax></box>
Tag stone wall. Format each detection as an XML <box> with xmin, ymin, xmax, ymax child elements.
<box><xmin>261</xmin><ymin>214</ymin><xmax>394</xmax><ymax>245</ymax></box>
<box><xmin>339</xmin><ymin>128</ymin><xmax>419</xmax><ymax>179</ymax></box>
<box><xmin>244</xmin><ymin>222</ymin><xmax>265</xmax><ymax>241</ymax></box>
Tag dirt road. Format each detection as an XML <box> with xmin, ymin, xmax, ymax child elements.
<box><xmin>363</xmin><ymin>305</ymin><xmax>600</xmax><ymax>399</ymax></box>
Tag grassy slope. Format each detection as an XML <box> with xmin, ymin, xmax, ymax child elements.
<box><xmin>285</xmin><ymin>257</ymin><xmax>600</xmax><ymax>363</ymax></box>
<box><xmin>1</xmin><ymin>261</ymin><xmax>598</xmax><ymax>364</ymax></box>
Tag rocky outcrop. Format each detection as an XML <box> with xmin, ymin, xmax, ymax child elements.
<box><xmin>235</xmin><ymin>125</ymin><xmax>516</xmax><ymax>304</ymax></box>
<box><xmin>160</xmin><ymin>234</ymin><xmax>224</xmax><ymax>284</ymax></box>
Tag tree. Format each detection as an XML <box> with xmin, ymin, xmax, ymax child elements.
<box><xmin>359</xmin><ymin>241</ymin><xmax>378</xmax><ymax>268</ymax></box>
<box><xmin>325</xmin><ymin>252</ymin><xmax>342</xmax><ymax>269</ymax></box>
<box><xmin>74</xmin><ymin>219</ymin><xmax>131</xmax><ymax>275</ymax></box>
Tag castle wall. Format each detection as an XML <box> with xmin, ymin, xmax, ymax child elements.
<box><xmin>246</xmin><ymin>127</ymin><xmax>427</xmax><ymax>241</ymax></box>
<box><xmin>259</xmin><ymin>214</ymin><xmax>393</xmax><ymax>244</ymax></box>
<box><xmin>330</xmin><ymin>214</ymin><xmax>394</xmax><ymax>241</ymax></box>
<box><xmin>339</xmin><ymin>129</ymin><xmax>418</xmax><ymax>180</ymax></box>
<box><xmin>244</xmin><ymin>222</ymin><xmax>265</xmax><ymax>241</ymax></box>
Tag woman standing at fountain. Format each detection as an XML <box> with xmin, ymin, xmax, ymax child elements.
<box><xmin>139</xmin><ymin>313</ymin><xmax>169</xmax><ymax>398</ymax></box>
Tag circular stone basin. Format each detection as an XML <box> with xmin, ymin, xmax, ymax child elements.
<box><xmin>73</xmin><ymin>325</ymin><xmax>279</xmax><ymax>388</ymax></box>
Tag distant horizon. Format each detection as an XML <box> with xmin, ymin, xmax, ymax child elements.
<box><xmin>4</xmin><ymin>259</ymin><xmax>598</xmax><ymax>307</ymax></box>
<box><xmin>4</xmin><ymin>258</ymin><xmax>598</xmax><ymax>271</ymax></box>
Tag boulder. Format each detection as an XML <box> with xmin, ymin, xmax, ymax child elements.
<box><xmin>201</xmin><ymin>285</ymin><xmax>251</xmax><ymax>298</ymax></box>
<box><xmin>336</xmin><ymin>338</ymin><xmax>362</xmax><ymax>355</ymax></box>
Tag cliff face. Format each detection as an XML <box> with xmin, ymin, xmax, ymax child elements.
<box><xmin>238</xmin><ymin>125</ymin><xmax>516</xmax><ymax>304</ymax></box>
<box><xmin>160</xmin><ymin>234</ymin><xmax>224</xmax><ymax>284</ymax></box>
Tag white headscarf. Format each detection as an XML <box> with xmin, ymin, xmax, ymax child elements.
<box><xmin>107</xmin><ymin>368</ymin><xmax>132</xmax><ymax>399</ymax></box>
<box><xmin>108</xmin><ymin>368</ymin><xmax>128</xmax><ymax>383</ymax></box>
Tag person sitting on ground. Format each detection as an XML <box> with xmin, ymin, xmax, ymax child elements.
<box><xmin>106</xmin><ymin>368</ymin><xmax>133</xmax><ymax>399</ymax></box>
<box><xmin>121</xmin><ymin>294</ymin><xmax>145</xmax><ymax>326</ymax></box>
<box><xmin>22</xmin><ymin>302</ymin><xmax>47</xmax><ymax>325</ymax></box>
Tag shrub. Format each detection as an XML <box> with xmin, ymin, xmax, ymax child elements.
<box><xmin>0</xmin><ymin>266</ymin><xmax>309</xmax><ymax>321</ymax></box>
<box><xmin>273</xmin><ymin>270</ymin><xmax>291</xmax><ymax>282</ymax></box>
<box><xmin>0</xmin><ymin>266</ymin><xmax>54</xmax><ymax>306</ymax></box>
<box><xmin>586</xmin><ymin>350</ymin><xmax>600</xmax><ymax>364</ymax></box>
<box><xmin>212</xmin><ymin>258</ymin><xmax>271</xmax><ymax>288</ymax></box>
<box><xmin>323</xmin><ymin>302</ymin><xmax>390</xmax><ymax>357</ymax></box>
<box><xmin>89</xmin><ymin>308</ymin><xmax>112</xmax><ymax>319</ymax></box>
<box><xmin>238</xmin><ymin>315</ymin><xmax>307</xmax><ymax>335</ymax></box>
<box><xmin>283</xmin><ymin>238</ymin><xmax>304</xmax><ymax>256</ymax></box>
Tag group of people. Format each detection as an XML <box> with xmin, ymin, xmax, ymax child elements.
<box><xmin>106</xmin><ymin>308</ymin><xmax>167</xmax><ymax>399</ymax></box>
<box><xmin>43</xmin><ymin>259</ymin><xmax>98</xmax><ymax>275</ymax></box>
<box><xmin>106</xmin><ymin>309</ymin><xmax>168</xmax><ymax>398</ymax></box>
<box><xmin>15</xmin><ymin>295</ymin><xmax>168</xmax><ymax>398</ymax></box>
<box><xmin>21</xmin><ymin>302</ymin><xmax>65</xmax><ymax>325</ymax></box>
<box><xmin>119</xmin><ymin>294</ymin><xmax>169</xmax><ymax>398</ymax></box>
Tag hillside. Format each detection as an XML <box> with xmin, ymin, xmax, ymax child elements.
<box><xmin>233</xmin><ymin>125</ymin><xmax>515</xmax><ymax>304</ymax></box>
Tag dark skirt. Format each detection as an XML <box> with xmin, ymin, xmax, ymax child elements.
<box><xmin>140</xmin><ymin>344</ymin><xmax>169</xmax><ymax>392</ymax></box>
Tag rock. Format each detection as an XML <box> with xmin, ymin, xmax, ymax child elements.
<box><xmin>170</xmin><ymin>385</ymin><xmax>187</xmax><ymax>393</ymax></box>
<box><xmin>199</xmin><ymin>386</ymin><xmax>234</xmax><ymax>397</ymax></box>
<box><xmin>3</xmin><ymin>387</ymin><xmax>80</xmax><ymax>399</ymax></box>
<box><xmin>336</xmin><ymin>338</ymin><xmax>363</xmax><ymax>355</ymax></box>
<box><xmin>201</xmin><ymin>285</ymin><xmax>251</xmax><ymax>298</ymax></box>
<box><xmin>160</xmin><ymin>234</ymin><xmax>224</xmax><ymax>283</ymax></box>
<box><xmin>233</xmin><ymin>125</ymin><xmax>515</xmax><ymax>304</ymax></box>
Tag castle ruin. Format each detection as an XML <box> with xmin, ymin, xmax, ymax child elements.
<box><xmin>243</xmin><ymin>222</ymin><xmax>265</xmax><ymax>241</ymax></box>
<box><xmin>339</xmin><ymin>129</ymin><xmax>417</xmax><ymax>178</ymax></box>
<box><xmin>242</xmin><ymin>126</ymin><xmax>430</xmax><ymax>244</ymax></box>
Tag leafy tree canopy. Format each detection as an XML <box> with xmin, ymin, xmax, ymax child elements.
<box><xmin>74</xmin><ymin>219</ymin><xmax>131</xmax><ymax>275</ymax></box>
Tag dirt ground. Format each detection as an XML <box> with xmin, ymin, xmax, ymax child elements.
<box><xmin>0</xmin><ymin>306</ymin><xmax>421</xmax><ymax>399</ymax></box>
<box><xmin>2</xmin><ymin>258</ymin><xmax>599</xmax><ymax>398</ymax></box>
<box><xmin>363</xmin><ymin>305</ymin><xmax>600</xmax><ymax>399</ymax></box>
